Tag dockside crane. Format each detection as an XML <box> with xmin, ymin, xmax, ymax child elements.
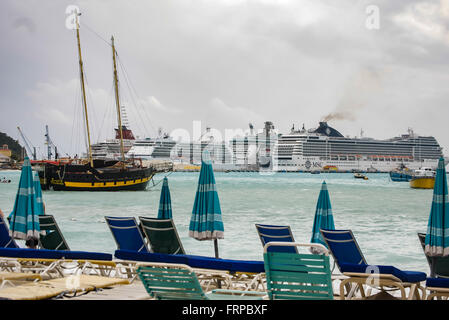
<box><xmin>44</xmin><ymin>125</ymin><xmax>58</xmax><ymax>160</ymax></box>
<box><xmin>17</xmin><ymin>126</ymin><xmax>37</xmax><ymax>160</ymax></box>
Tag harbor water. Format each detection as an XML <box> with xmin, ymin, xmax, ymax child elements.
<box><xmin>0</xmin><ymin>170</ymin><xmax>436</xmax><ymax>275</ymax></box>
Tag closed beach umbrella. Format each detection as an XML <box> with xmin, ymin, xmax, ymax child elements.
<box><xmin>189</xmin><ymin>150</ymin><xmax>224</xmax><ymax>258</ymax></box>
<box><xmin>33</xmin><ymin>171</ymin><xmax>45</xmax><ymax>216</ymax></box>
<box><xmin>425</xmin><ymin>157</ymin><xmax>449</xmax><ymax>257</ymax></box>
<box><xmin>157</xmin><ymin>177</ymin><xmax>172</xmax><ymax>219</ymax></box>
<box><xmin>310</xmin><ymin>181</ymin><xmax>335</xmax><ymax>248</ymax></box>
<box><xmin>8</xmin><ymin>157</ymin><xmax>42</xmax><ymax>240</ymax></box>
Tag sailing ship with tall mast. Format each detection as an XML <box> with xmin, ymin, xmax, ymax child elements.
<box><xmin>36</xmin><ymin>13</ymin><xmax>155</xmax><ymax>191</ymax></box>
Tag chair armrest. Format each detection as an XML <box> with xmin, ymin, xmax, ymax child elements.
<box><xmin>210</xmin><ymin>289</ymin><xmax>267</xmax><ymax>298</ymax></box>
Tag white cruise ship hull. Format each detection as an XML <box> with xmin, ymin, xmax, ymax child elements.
<box><xmin>275</xmin><ymin>156</ymin><xmax>440</xmax><ymax>173</ymax></box>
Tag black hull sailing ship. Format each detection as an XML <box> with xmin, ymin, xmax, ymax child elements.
<box><xmin>37</xmin><ymin>160</ymin><xmax>153</xmax><ymax>191</ymax></box>
<box><xmin>37</xmin><ymin>12</ymin><xmax>155</xmax><ymax>191</ymax></box>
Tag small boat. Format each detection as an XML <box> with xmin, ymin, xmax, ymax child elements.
<box><xmin>354</xmin><ymin>173</ymin><xmax>368</xmax><ymax>180</ymax></box>
<box><xmin>323</xmin><ymin>165</ymin><xmax>338</xmax><ymax>172</ymax></box>
<box><xmin>389</xmin><ymin>164</ymin><xmax>413</xmax><ymax>182</ymax></box>
<box><xmin>310</xmin><ymin>170</ymin><xmax>321</xmax><ymax>174</ymax></box>
<box><xmin>410</xmin><ymin>167</ymin><xmax>435</xmax><ymax>189</ymax></box>
<box><xmin>390</xmin><ymin>171</ymin><xmax>413</xmax><ymax>182</ymax></box>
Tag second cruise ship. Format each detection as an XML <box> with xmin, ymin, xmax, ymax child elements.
<box><xmin>274</xmin><ymin>122</ymin><xmax>444</xmax><ymax>172</ymax></box>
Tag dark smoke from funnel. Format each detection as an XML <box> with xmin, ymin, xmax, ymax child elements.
<box><xmin>322</xmin><ymin>67</ymin><xmax>383</xmax><ymax>123</ymax></box>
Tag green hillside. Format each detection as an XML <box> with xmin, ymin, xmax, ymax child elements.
<box><xmin>0</xmin><ymin>131</ymin><xmax>22</xmax><ymax>159</ymax></box>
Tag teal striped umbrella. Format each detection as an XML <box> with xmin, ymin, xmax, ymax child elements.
<box><xmin>310</xmin><ymin>181</ymin><xmax>335</xmax><ymax>248</ymax></box>
<box><xmin>157</xmin><ymin>177</ymin><xmax>172</xmax><ymax>219</ymax></box>
<box><xmin>8</xmin><ymin>157</ymin><xmax>42</xmax><ymax>240</ymax></box>
<box><xmin>189</xmin><ymin>150</ymin><xmax>224</xmax><ymax>258</ymax></box>
<box><xmin>425</xmin><ymin>157</ymin><xmax>449</xmax><ymax>257</ymax></box>
<box><xmin>33</xmin><ymin>171</ymin><xmax>45</xmax><ymax>216</ymax></box>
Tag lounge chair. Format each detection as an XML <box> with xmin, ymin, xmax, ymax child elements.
<box><xmin>136</xmin><ymin>262</ymin><xmax>266</xmax><ymax>300</ymax></box>
<box><xmin>0</xmin><ymin>214</ymin><xmax>124</xmax><ymax>279</ymax></box>
<box><xmin>105</xmin><ymin>216</ymin><xmax>266</xmax><ymax>291</ymax></box>
<box><xmin>321</xmin><ymin>229</ymin><xmax>426</xmax><ymax>300</ymax></box>
<box><xmin>263</xmin><ymin>242</ymin><xmax>333</xmax><ymax>300</ymax></box>
<box><xmin>255</xmin><ymin>224</ymin><xmax>297</xmax><ymax>253</ymax></box>
<box><xmin>138</xmin><ymin>217</ymin><xmax>185</xmax><ymax>254</ymax></box>
<box><xmin>0</xmin><ymin>247</ymin><xmax>119</xmax><ymax>279</ymax></box>
<box><xmin>116</xmin><ymin>249</ymin><xmax>266</xmax><ymax>291</ymax></box>
<box><xmin>0</xmin><ymin>274</ymin><xmax>130</xmax><ymax>300</ymax></box>
<box><xmin>425</xmin><ymin>277</ymin><xmax>449</xmax><ymax>300</ymax></box>
<box><xmin>38</xmin><ymin>215</ymin><xmax>70</xmax><ymax>251</ymax></box>
<box><xmin>0</xmin><ymin>216</ymin><xmax>18</xmax><ymax>249</ymax></box>
<box><xmin>417</xmin><ymin>232</ymin><xmax>449</xmax><ymax>278</ymax></box>
<box><xmin>105</xmin><ymin>216</ymin><xmax>148</xmax><ymax>252</ymax></box>
<box><xmin>0</xmin><ymin>272</ymin><xmax>42</xmax><ymax>289</ymax></box>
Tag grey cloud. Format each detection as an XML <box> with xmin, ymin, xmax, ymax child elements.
<box><xmin>12</xmin><ymin>16</ymin><xmax>36</xmax><ymax>33</ymax></box>
<box><xmin>1</xmin><ymin>0</ymin><xmax>449</xmax><ymax>156</ymax></box>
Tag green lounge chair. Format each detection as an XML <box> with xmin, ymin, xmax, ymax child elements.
<box><xmin>138</xmin><ymin>217</ymin><xmax>185</xmax><ymax>254</ymax></box>
<box><xmin>263</xmin><ymin>242</ymin><xmax>334</xmax><ymax>300</ymax></box>
<box><xmin>417</xmin><ymin>232</ymin><xmax>449</xmax><ymax>278</ymax></box>
<box><xmin>136</xmin><ymin>262</ymin><xmax>266</xmax><ymax>300</ymax></box>
<box><xmin>38</xmin><ymin>215</ymin><xmax>70</xmax><ymax>251</ymax></box>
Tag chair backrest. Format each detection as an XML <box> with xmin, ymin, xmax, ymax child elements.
<box><xmin>137</xmin><ymin>262</ymin><xmax>207</xmax><ymax>300</ymax></box>
<box><xmin>418</xmin><ymin>232</ymin><xmax>449</xmax><ymax>278</ymax></box>
<box><xmin>255</xmin><ymin>224</ymin><xmax>297</xmax><ymax>253</ymax></box>
<box><xmin>105</xmin><ymin>216</ymin><xmax>148</xmax><ymax>252</ymax></box>
<box><xmin>320</xmin><ymin>229</ymin><xmax>367</xmax><ymax>272</ymax></box>
<box><xmin>0</xmin><ymin>215</ymin><xmax>18</xmax><ymax>248</ymax></box>
<box><xmin>263</xmin><ymin>242</ymin><xmax>333</xmax><ymax>300</ymax></box>
<box><xmin>139</xmin><ymin>217</ymin><xmax>185</xmax><ymax>255</ymax></box>
<box><xmin>38</xmin><ymin>215</ymin><xmax>70</xmax><ymax>250</ymax></box>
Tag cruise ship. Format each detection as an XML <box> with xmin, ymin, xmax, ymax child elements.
<box><xmin>230</xmin><ymin>121</ymin><xmax>278</xmax><ymax>170</ymax></box>
<box><xmin>126</xmin><ymin>129</ymin><xmax>177</xmax><ymax>160</ymax></box>
<box><xmin>125</xmin><ymin>123</ymin><xmax>278</xmax><ymax>171</ymax></box>
<box><xmin>275</xmin><ymin>122</ymin><xmax>444</xmax><ymax>172</ymax></box>
<box><xmin>91</xmin><ymin>125</ymin><xmax>135</xmax><ymax>160</ymax></box>
<box><xmin>169</xmin><ymin>127</ymin><xmax>235</xmax><ymax>170</ymax></box>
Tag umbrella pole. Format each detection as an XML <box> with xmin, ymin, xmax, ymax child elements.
<box><xmin>431</xmin><ymin>257</ymin><xmax>436</xmax><ymax>278</ymax></box>
<box><xmin>214</xmin><ymin>239</ymin><xmax>219</xmax><ymax>259</ymax></box>
<box><xmin>213</xmin><ymin>239</ymin><xmax>222</xmax><ymax>289</ymax></box>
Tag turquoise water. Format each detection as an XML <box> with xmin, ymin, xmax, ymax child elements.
<box><xmin>0</xmin><ymin>170</ymin><xmax>436</xmax><ymax>274</ymax></box>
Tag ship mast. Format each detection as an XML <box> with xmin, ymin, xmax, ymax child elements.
<box><xmin>111</xmin><ymin>36</ymin><xmax>126</xmax><ymax>163</ymax></box>
<box><xmin>75</xmin><ymin>13</ymin><xmax>94</xmax><ymax>167</ymax></box>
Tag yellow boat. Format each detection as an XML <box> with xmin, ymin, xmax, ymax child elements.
<box><xmin>410</xmin><ymin>177</ymin><xmax>435</xmax><ymax>189</ymax></box>
<box><xmin>410</xmin><ymin>167</ymin><xmax>436</xmax><ymax>189</ymax></box>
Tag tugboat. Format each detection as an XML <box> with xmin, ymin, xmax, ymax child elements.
<box><xmin>389</xmin><ymin>163</ymin><xmax>413</xmax><ymax>182</ymax></box>
<box><xmin>410</xmin><ymin>167</ymin><xmax>435</xmax><ymax>189</ymax></box>
<box><xmin>37</xmin><ymin>13</ymin><xmax>155</xmax><ymax>191</ymax></box>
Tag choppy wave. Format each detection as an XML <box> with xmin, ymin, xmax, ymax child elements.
<box><xmin>0</xmin><ymin>170</ymin><xmax>436</xmax><ymax>273</ymax></box>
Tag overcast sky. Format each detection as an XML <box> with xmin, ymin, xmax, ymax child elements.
<box><xmin>1</xmin><ymin>0</ymin><xmax>448</xmax><ymax>158</ymax></box>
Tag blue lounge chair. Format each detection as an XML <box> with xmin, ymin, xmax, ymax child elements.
<box><xmin>255</xmin><ymin>224</ymin><xmax>297</xmax><ymax>253</ymax></box>
<box><xmin>105</xmin><ymin>216</ymin><xmax>148</xmax><ymax>253</ymax></box>
<box><xmin>115</xmin><ymin>249</ymin><xmax>266</xmax><ymax>291</ymax></box>
<box><xmin>263</xmin><ymin>242</ymin><xmax>333</xmax><ymax>300</ymax></box>
<box><xmin>0</xmin><ymin>215</ymin><xmax>119</xmax><ymax>278</ymax></box>
<box><xmin>0</xmin><ymin>247</ymin><xmax>116</xmax><ymax>279</ymax></box>
<box><xmin>137</xmin><ymin>262</ymin><xmax>266</xmax><ymax>300</ymax></box>
<box><xmin>0</xmin><ymin>216</ymin><xmax>19</xmax><ymax>249</ymax></box>
<box><xmin>425</xmin><ymin>277</ymin><xmax>449</xmax><ymax>300</ymax></box>
<box><xmin>320</xmin><ymin>229</ymin><xmax>426</xmax><ymax>300</ymax></box>
<box><xmin>106</xmin><ymin>217</ymin><xmax>265</xmax><ymax>290</ymax></box>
